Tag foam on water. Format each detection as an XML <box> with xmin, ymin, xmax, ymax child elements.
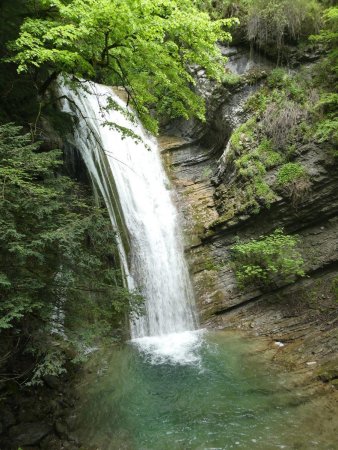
<box><xmin>132</xmin><ymin>329</ymin><xmax>206</xmax><ymax>366</ymax></box>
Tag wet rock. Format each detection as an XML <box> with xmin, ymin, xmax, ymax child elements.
<box><xmin>9</xmin><ymin>422</ymin><xmax>52</xmax><ymax>446</ymax></box>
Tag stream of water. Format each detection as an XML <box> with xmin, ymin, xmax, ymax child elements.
<box><xmin>59</xmin><ymin>78</ymin><xmax>196</xmax><ymax>341</ymax></box>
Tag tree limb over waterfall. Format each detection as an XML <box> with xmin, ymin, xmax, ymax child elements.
<box><xmin>7</xmin><ymin>0</ymin><xmax>238</xmax><ymax>134</ymax></box>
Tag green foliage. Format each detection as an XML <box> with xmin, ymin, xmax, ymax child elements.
<box><xmin>315</xmin><ymin>118</ymin><xmax>338</xmax><ymax>144</ymax></box>
<box><xmin>229</xmin><ymin>118</ymin><xmax>256</xmax><ymax>154</ymax></box>
<box><xmin>204</xmin><ymin>258</ymin><xmax>224</xmax><ymax>271</ymax></box>
<box><xmin>231</xmin><ymin>229</ymin><xmax>305</xmax><ymax>288</ymax></box>
<box><xmin>313</xmin><ymin>92</ymin><xmax>338</xmax><ymax>145</ymax></box>
<box><xmin>276</xmin><ymin>162</ymin><xmax>308</xmax><ymax>185</ymax></box>
<box><xmin>26</xmin><ymin>348</ymin><xmax>67</xmax><ymax>386</ymax></box>
<box><xmin>229</xmin><ymin>129</ymin><xmax>280</xmax><ymax>211</ymax></box>
<box><xmin>7</xmin><ymin>0</ymin><xmax>238</xmax><ymax>134</ymax></box>
<box><xmin>0</xmin><ymin>123</ymin><xmax>142</xmax><ymax>383</ymax></box>
<box><xmin>223</xmin><ymin>71</ymin><xmax>242</xmax><ymax>86</ymax></box>
<box><xmin>309</xmin><ymin>7</ymin><xmax>338</xmax><ymax>145</ymax></box>
<box><xmin>245</xmin><ymin>0</ymin><xmax>321</xmax><ymax>51</ymax></box>
<box><xmin>267</xmin><ymin>68</ymin><xmax>289</xmax><ymax>88</ymax></box>
<box><xmin>196</xmin><ymin>0</ymin><xmax>245</xmax><ymax>19</ymax></box>
<box><xmin>332</xmin><ymin>276</ymin><xmax>338</xmax><ymax>302</ymax></box>
<box><xmin>276</xmin><ymin>162</ymin><xmax>311</xmax><ymax>205</ymax></box>
<box><xmin>244</xmin><ymin>90</ymin><xmax>268</xmax><ymax>114</ymax></box>
<box><xmin>256</xmin><ymin>138</ymin><xmax>283</xmax><ymax>167</ymax></box>
<box><xmin>223</xmin><ymin>60</ymin><xmax>319</xmax><ymax>218</ymax></box>
<box><xmin>310</xmin><ymin>6</ymin><xmax>338</xmax><ymax>80</ymax></box>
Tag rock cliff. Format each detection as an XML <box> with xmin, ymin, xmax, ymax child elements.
<box><xmin>161</xmin><ymin>47</ymin><xmax>338</xmax><ymax>383</ymax></box>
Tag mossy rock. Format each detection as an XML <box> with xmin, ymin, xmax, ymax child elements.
<box><xmin>331</xmin><ymin>379</ymin><xmax>338</xmax><ymax>390</ymax></box>
<box><xmin>316</xmin><ymin>360</ymin><xmax>338</xmax><ymax>382</ymax></box>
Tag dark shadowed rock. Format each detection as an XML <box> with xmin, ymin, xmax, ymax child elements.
<box><xmin>54</xmin><ymin>420</ymin><xmax>68</xmax><ymax>438</ymax></box>
<box><xmin>43</xmin><ymin>374</ymin><xmax>60</xmax><ymax>390</ymax></box>
<box><xmin>2</xmin><ymin>408</ymin><xmax>16</xmax><ymax>429</ymax></box>
<box><xmin>9</xmin><ymin>422</ymin><xmax>52</xmax><ymax>446</ymax></box>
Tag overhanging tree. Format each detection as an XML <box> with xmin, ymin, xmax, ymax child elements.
<box><xmin>8</xmin><ymin>0</ymin><xmax>238</xmax><ymax>133</ymax></box>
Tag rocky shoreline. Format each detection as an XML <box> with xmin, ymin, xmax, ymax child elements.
<box><xmin>0</xmin><ymin>370</ymin><xmax>82</xmax><ymax>450</ymax></box>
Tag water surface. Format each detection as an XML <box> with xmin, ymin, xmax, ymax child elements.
<box><xmin>76</xmin><ymin>331</ymin><xmax>337</xmax><ymax>449</ymax></box>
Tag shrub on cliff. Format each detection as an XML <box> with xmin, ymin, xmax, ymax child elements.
<box><xmin>231</xmin><ymin>229</ymin><xmax>305</xmax><ymax>289</ymax></box>
<box><xmin>276</xmin><ymin>162</ymin><xmax>311</xmax><ymax>205</ymax></box>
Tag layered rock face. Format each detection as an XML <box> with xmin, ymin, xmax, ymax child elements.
<box><xmin>161</xmin><ymin>47</ymin><xmax>338</xmax><ymax>377</ymax></box>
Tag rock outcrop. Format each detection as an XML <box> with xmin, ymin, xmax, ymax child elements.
<box><xmin>161</xmin><ymin>47</ymin><xmax>338</xmax><ymax>383</ymax></box>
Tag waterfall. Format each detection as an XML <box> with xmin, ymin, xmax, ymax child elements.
<box><xmin>59</xmin><ymin>78</ymin><xmax>197</xmax><ymax>343</ymax></box>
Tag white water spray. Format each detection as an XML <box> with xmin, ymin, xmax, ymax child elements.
<box><xmin>59</xmin><ymin>78</ymin><xmax>197</xmax><ymax>349</ymax></box>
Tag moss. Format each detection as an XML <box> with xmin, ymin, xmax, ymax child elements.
<box><xmin>204</xmin><ymin>258</ymin><xmax>224</xmax><ymax>271</ymax></box>
<box><xmin>243</xmin><ymin>68</ymin><xmax>268</xmax><ymax>85</ymax></box>
<box><xmin>204</xmin><ymin>228</ymin><xmax>216</xmax><ymax>238</ymax></box>
<box><xmin>331</xmin><ymin>379</ymin><xmax>338</xmax><ymax>389</ymax></box>
<box><xmin>244</xmin><ymin>90</ymin><xmax>268</xmax><ymax>114</ymax></box>
<box><xmin>315</xmin><ymin>118</ymin><xmax>338</xmax><ymax>145</ymax></box>
<box><xmin>216</xmin><ymin>56</ymin><xmax>332</xmax><ymax>221</ymax></box>
<box><xmin>209</xmin><ymin>206</ymin><xmax>236</xmax><ymax>228</ymax></box>
<box><xmin>256</xmin><ymin>138</ymin><xmax>283</xmax><ymax>168</ymax></box>
<box><xmin>267</xmin><ymin>68</ymin><xmax>290</xmax><ymax>89</ymax></box>
<box><xmin>276</xmin><ymin>162</ymin><xmax>308</xmax><ymax>185</ymax></box>
<box><xmin>254</xmin><ymin>179</ymin><xmax>277</xmax><ymax>205</ymax></box>
<box><xmin>316</xmin><ymin>359</ymin><xmax>338</xmax><ymax>382</ymax></box>
<box><xmin>332</xmin><ymin>276</ymin><xmax>338</xmax><ymax>302</ymax></box>
<box><xmin>229</xmin><ymin>118</ymin><xmax>256</xmax><ymax>155</ymax></box>
<box><xmin>223</xmin><ymin>72</ymin><xmax>242</xmax><ymax>87</ymax></box>
<box><xmin>237</xmin><ymin>196</ymin><xmax>261</xmax><ymax>215</ymax></box>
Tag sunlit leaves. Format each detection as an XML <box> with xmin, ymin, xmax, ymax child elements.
<box><xmin>8</xmin><ymin>0</ymin><xmax>237</xmax><ymax>132</ymax></box>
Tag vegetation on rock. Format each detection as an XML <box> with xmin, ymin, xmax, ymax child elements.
<box><xmin>231</xmin><ymin>229</ymin><xmax>306</xmax><ymax>289</ymax></box>
<box><xmin>214</xmin><ymin>24</ymin><xmax>337</xmax><ymax>219</ymax></box>
<box><xmin>276</xmin><ymin>162</ymin><xmax>311</xmax><ymax>204</ymax></box>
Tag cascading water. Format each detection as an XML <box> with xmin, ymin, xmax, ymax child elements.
<box><xmin>59</xmin><ymin>78</ymin><xmax>199</xmax><ymax>361</ymax></box>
